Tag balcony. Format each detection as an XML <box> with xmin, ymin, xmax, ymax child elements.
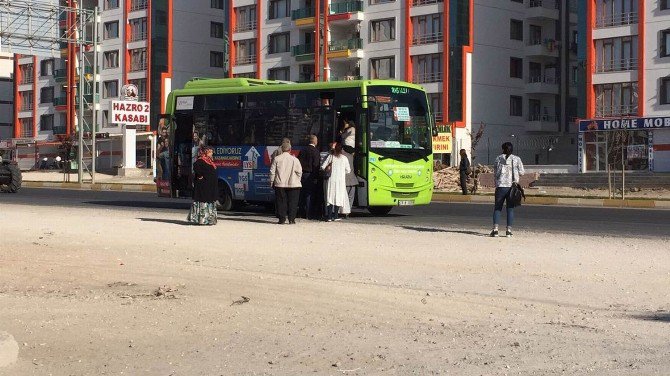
<box><xmin>130</xmin><ymin>0</ymin><xmax>148</xmax><ymax>11</ymax></box>
<box><xmin>331</xmin><ymin>75</ymin><xmax>362</xmax><ymax>81</ymax></box>
<box><xmin>130</xmin><ymin>31</ymin><xmax>147</xmax><ymax>42</ymax></box>
<box><xmin>292</xmin><ymin>7</ymin><xmax>315</xmax><ymax>22</ymax></box>
<box><xmin>234</xmin><ymin>20</ymin><xmax>257</xmax><ymax>33</ymax></box>
<box><xmin>130</xmin><ymin>61</ymin><xmax>147</xmax><ymax>72</ymax></box>
<box><xmin>292</xmin><ymin>44</ymin><xmax>315</xmax><ymax>61</ymax></box>
<box><xmin>527</xmin><ymin>0</ymin><xmax>559</xmax><ymax>20</ymax></box>
<box><xmin>595</xmin><ymin>58</ymin><xmax>638</xmax><ymax>73</ymax></box>
<box><xmin>413</xmin><ymin>72</ymin><xmax>443</xmax><ymax>84</ymax></box>
<box><xmin>328</xmin><ymin>38</ymin><xmax>363</xmax><ymax>59</ymax></box>
<box><xmin>411</xmin><ymin>0</ymin><xmax>443</xmax><ymax>6</ymax></box>
<box><xmin>235</xmin><ymin>55</ymin><xmax>257</xmax><ymax>65</ymax></box>
<box><xmin>595</xmin><ymin>12</ymin><xmax>638</xmax><ymax>28</ymax></box>
<box><xmin>595</xmin><ymin>105</ymin><xmax>637</xmax><ymax>118</ymax></box>
<box><xmin>20</xmin><ymin>103</ymin><xmax>34</xmax><ymax>112</ymax></box>
<box><xmin>19</xmin><ymin>76</ymin><xmax>34</xmax><ymax>85</ymax></box>
<box><xmin>330</xmin><ymin>1</ymin><xmax>363</xmax><ymax>15</ymax></box>
<box><xmin>526</xmin><ymin>114</ymin><xmax>559</xmax><ymax>132</ymax></box>
<box><xmin>525</xmin><ymin>75</ymin><xmax>559</xmax><ymax>94</ymax></box>
<box><xmin>525</xmin><ymin>39</ymin><xmax>559</xmax><ymax>57</ymax></box>
<box><xmin>412</xmin><ymin>32</ymin><xmax>443</xmax><ymax>46</ymax></box>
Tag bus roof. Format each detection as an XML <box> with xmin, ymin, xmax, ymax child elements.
<box><xmin>173</xmin><ymin>78</ymin><xmax>425</xmax><ymax>96</ymax></box>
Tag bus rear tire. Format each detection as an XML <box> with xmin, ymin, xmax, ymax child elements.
<box><xmin>368</xmin><ymin>206</ymin><xmax>393</xmax><ymax>216</ymax></box>
<box><xmin>217</xmin><ymin>182</ymin><xmax>233</xmax><ymax>211</ymax></box>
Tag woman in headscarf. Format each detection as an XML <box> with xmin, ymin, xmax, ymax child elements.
<box><xmin>187</xmin><ymin>146</ymin><xmax>218</xmax><ymax>225</ymax></box>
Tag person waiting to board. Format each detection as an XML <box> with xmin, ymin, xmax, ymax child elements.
<box><xmin>187</xmin><ymin>146</ymin><xmax>218</xmax><ymax>225</ymax></box>
<box><xmin>491</xmin><ymin>142</ymin><xmax>525</xmax><ymax>238</ymax></box>
<box><xmin>459</xmin><ymin>149</ymin><xmax>471</xmax><ymax>195</ymax></box>
<box><xmin>298</xmin><ymin>135</ymin><xmax>321</xmax><ymax>220</ymax></box>
<box><xmin>341</xmin><ymin>148</ymin><xmax>358</xmax><ymax>219</ymax></box>
<box><xmin>321</xmin><ymin>143</ymin><xmax>350</xmax><ymax>222</ymax></box>
<box><xmin>270</xmin><ymin>142</ymin><xmax>303</xmax><ymax>224</ymax></box>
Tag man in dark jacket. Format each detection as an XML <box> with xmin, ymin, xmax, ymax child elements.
<box><xmin>298</xmin><ymin>135</ymin><xmax>321</xmax><ymax>219</ymax></box>
<box><xmin>459</xmin><ymin>149</ymin><xmax>471</xmax><ymax>195</ymax></box>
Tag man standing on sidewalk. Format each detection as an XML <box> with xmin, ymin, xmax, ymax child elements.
<box><xmin>459</xmin><ymin>149</ymin><xmax>471</xmax><ymax>195</ymax></box>
<box><xmin>298</xmin><ymin>135</ymin><xmax>320</xmax><ymax>219</ymax></box>
<box><xmin>270</xmin><ymin>142</ymin><xmax>303</xmax><ymax>224</ymax></box>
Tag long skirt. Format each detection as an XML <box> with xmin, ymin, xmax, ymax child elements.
<box><xmin>187</xmin><ymin>202</ymin><xmax>218</xmax><ymax>225</ymax></box>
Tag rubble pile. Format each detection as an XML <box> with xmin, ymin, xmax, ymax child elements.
<box><xmin>433</xmin><ymin>164</ymin><xmax>493</xmax><ymax>191</ymax></box>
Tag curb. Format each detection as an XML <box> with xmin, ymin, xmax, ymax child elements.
<box><xmin>23</xmin><ymin>181</ymin><xmax>156</xmax><ymax>193</ymax></box>
<box><xmin>432</xmin><ymin>192</ymin><xmax>669</xmax><ymax>209</ymax></box>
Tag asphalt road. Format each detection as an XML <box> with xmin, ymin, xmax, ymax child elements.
<box><xmin>2</xmin><ymin>188</ymin><xmax>670</xmax><ymax>239</ymax></box>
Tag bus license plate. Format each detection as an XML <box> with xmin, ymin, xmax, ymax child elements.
<box><xmin>398</xmin><ymin>200</ymin><xmax>414</xmax><ymax>206</ymax></box>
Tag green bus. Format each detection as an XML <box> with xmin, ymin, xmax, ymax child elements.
<box><xmin>156</xmin><ymin>78</ymin><xmax>435</xmax><ymax>215</ymax></box>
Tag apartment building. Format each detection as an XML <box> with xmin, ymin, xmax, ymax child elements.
<box><xmin>579</xmin><ymin>0</ymin><xmax>670</xmax><ymax>172</ymax></box>
<box><xmin>8</xmin><ymin>0</ymin><xmax>228</xmax><ymax>169</ymax></box>
<box><xmin>471</xmin><ymin>0</ymin><xmax>579</xmax><ymax>166</ymax></box>
<box><xmin>228</xmin><ymin>0</ymin><xmax>474</xmax><ymax>160</ymax></box>
<box><xmin>0</xmin><ymin>52</ymin><xmax>13</xmax><ymax>140</ymax></box>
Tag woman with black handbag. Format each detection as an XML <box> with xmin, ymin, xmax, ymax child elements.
<box><xmin>491</xmin><ymin>142</ymin><xmax>525</xmax><ymax>237</ymax></box>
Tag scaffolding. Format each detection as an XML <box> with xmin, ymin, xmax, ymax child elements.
<box><xmin>0</xmin><ymin>0</ymin><xmax>99</xmax><ymax>183</ymax></box>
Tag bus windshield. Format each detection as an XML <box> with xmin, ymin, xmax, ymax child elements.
<box><xmin>367</xmin><ymin>86</ymin><xmax>432</xmax><ymax>152</ymax></box>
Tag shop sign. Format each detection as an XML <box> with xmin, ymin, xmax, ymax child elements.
<box><xmin>627</xmin><ymin>145</ymin><xmax>646</xmax><ymax>159</ymax></box>
<box><xmin>579</xmin><ymin>116</ymin><xmax>670</xmax><ymax>132</ymax></box>
<box><xmin>111</xmin><ymin>100</ymin><xmax>151</xmax><ymax>125</ymax></box>
<box><xmin>432</xmin><ymin>133</ymin><xmax>452</xmax><ymax>153</ymax></box>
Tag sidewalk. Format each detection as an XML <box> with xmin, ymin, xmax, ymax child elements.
<box><xmin>21</xmin><ymin>171</ymin><xmax>155</xmax><ymax>193</ymax></box>
<box><xmin>433</xmin><ymin>192</ymin><xmax>670</xmax><ymax>209</ymax></box>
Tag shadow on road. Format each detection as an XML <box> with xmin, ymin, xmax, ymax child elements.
<box><xmin>400</xmin><ymin>225</ymin><xmax>487</xmax><ymax>237</ymax></box>
<box><xmin>86</xmin><ymin>200</ymin><xmax>191</xmax><ymax>210</ymax></box>
<box><xmin>631</xmin><ymin>312</ymin><xmax>670</xmax><ymax>323</ymax></box>
<box><xmin>139</xmin><ymin>218</ymin><xmax>192</xmax><ymax>226</ymax></box>
<box><xmin>219</xmin><ymin>217</ymin><xmax>279</xmax><ymax>225</ymax></box>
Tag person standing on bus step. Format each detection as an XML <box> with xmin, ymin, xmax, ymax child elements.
<box><xmin>341</xmin><ymin>149</ymin><xmax>357</xmax><ymax>218</ymax></box>
<box><xmin>187</xmin><ymin>146</ymin><xmax>218</xmax><ymax>225</ymax></box>
<box><xmin>491</xmin><ymin>142</ymin><xmax>525</xmax><ymax>237</ymax></box>
<box><xmin>459</xmin><ymin>149</ymin><xmax>471</xmax><ymax>195</ymax></box>
<box><xmin>298</xmin><ymin>135</ymin><xmax>321</xmax><ymax>220</ymax></box>
<box><xmin>340</xmin><ymin>120</ymin><xmax>356</xmax><ymax>154</ymax></box>
<box><xmin>270</xmin><ymin>142</ymin><xmax>303</xmax><ymax>224</ymax></box>
<box><xmin>321</xmin><ymin>143</ymin><xmax>351</xmax><ymax>222</ymax></box>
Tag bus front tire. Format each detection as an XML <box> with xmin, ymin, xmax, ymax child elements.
<box><xmin>217</xmin><ymin>182</ymin><xmax>233</xmax><ymax>211</ymax></box>
<box><xmin>368</xmin><ymin>206</ymin><xmax>393</xmax><ymax>216</ymax></box>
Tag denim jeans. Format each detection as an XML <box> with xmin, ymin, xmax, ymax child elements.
<box><xmin>493</xmin><ymin>187</ymin><xmax>515</xmax><ymax>226</ymax></box>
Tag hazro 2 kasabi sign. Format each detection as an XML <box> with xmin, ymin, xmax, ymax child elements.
<box><xmin>111</xmin><ymin>100</ymin><xmax>151</xmax><ymax>125</ymax></box>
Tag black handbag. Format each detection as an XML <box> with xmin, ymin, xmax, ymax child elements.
<box><xmin>509</xmin><ymin>156</ymin><xmax>525</xmax><ymax>206</ymax></box>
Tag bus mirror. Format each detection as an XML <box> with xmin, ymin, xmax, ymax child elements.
<box><xmin>432</xmin><ymin>127</ymin><xmax>439</xmax><ymax>137</ymax></box>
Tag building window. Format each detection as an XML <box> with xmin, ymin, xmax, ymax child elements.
<box><xmin>211</xmin><ymin>22</ymin><xmax>224</xmax><ymax>38</ymax></box>
<box><xmin>20</xmin><ymin>91</ymin><xmax>33</xmax><ymax>111</ymax></box>
<box><xmin>370</xmin><ymin>57</ymin><xmax>395</xmax><ymax>79</ymax></box>
<box><xmin>40</xmin><ymin>114</ymin><xmax>54</xmax><ymax>131</ymax></box>
<box><xmin>19</xmin><ymin>64</ymin><xmax>34</xmax><ymax>84</ymax></box>
<box><xmin>103</xmin><ymin>80</ymin><xmax>118</xmax><ymax>98</ymax></box>
<box><xmin>104</xmin><ymin>21</ymin><xmax>119</xmax><ymax>39</ymax></box>
<box><xmin>594</xmin><ymin>82</ymin><xmax>638</xmax><ymax>117</ymax></box>
<box><xmin>235</xmin><ymin>39</ymin><xmax>257</xmax><ymax>65</ymax></box>
<box><xmin>428</xmin><ymin>93</ymin><xmax>443</xmax><ymax>122</ymax></box>
<box><xmin>411</xmin><ymin>14</ymin><xmax>443</xmax><ymax>45</ymax></box>
<box><xmin>129</xmin><ymin>48</ymin><xmax>147</xmax><ymax>71</ymax></box>
<box><xmin>104</xmin><ymin>0</ymin><xmax>119</xmax><ymax>9</ymax></box>
<box><xmin>662</xmin><ymin>0</ymin><xmax>670</xmax><ymax>10</ymax></box>
<box><xmin>129</xmin><ymin>17</ymin><xmax>147</xmax><ymax>41</ymax></box>
<box><xmin>595</xmin><ymin>0</ymin><xmax>639</xmax><ymax>27</ymax></box>
<box><xmin>510</xmin><ymin>95</ymin><xmax>522</xmax><ymax>116</ymax></box>
<box><xmin>510</xmin><ymin>57</ymin><xmax>523</xmax><ymax>78</ymax></box>
<box><xmin>411</xmin><ymin>53</ymin><xmax>442</xmax><ymax>83</ymax></box>
<box><xmin>370</xmin><ymin>18</ymin><xmax>396</xmax><ymax>42</ymax></box>
<box><xmin>510</xmin><ymin>19</ymin><xmax>523</xmax><ymax>41</ymax></box>
<box><xmin>661</xmin><ymin>77</ymin><xmax>670</xmax><ymax>104</ymax></box>
<box><xmin>40</xmin><ymin>59</ymin><xmax>54</xmax><ymax>76</ymax></box>
<box><xmin>595</xmin><ymin>36</ymin><xmax>638</xmax><ymax>71</ymax></box>
<box><xmin>103</xmin><ymin>50</ymin><xmax>119</xmax><ymax>69</ymax></box>
<box><xmin>269</xmin><ymin>0</ymin><xmax>290</xmax><ymax>19</ymax></box>
<box><xmin>102</xmin><ymin>110</ymin><xmax>110</xmax><ymax>128</ymax></box>
<box><xmin>662</xmin><ymin>29</ymin><xmax>670</xmax><ymax>57</ymax></box>
<box><xmin>268</xmin><ymin>32</ymin><xmax>290</xmax><ymax>54</ymax></box>
<box><xmin>20</xmin><ymin>118</ymin><xmax>33</xmax><ymax>138</ymax></box>
<box><xmin>234</xmin><ymin>5</ymin><xmax>257</xmax><ymax>32</ymax></box>
<box><xmin>128</xmin><ymin>79</ymin><xmax>146</xmax><ymax>101</ymax></box>
<box><xmin>211</xmin><ymin>0</ymin><xmax>224</xmax><ymax>9</ymax></box>
<box><xmin>268</xmin><ymin>67</ymin><xmax>291</xmax><ymax>81</ymax></box>
<box><xmin>210</xmin><ymin>51</ymin><xmax>224</xmax><ymax>68</ymax></box>
<box><xmin>130</xmin><ymin>0</ymin><xmax>148</xmax><ymax>11</ymax></box>
<box><xmin>233</xmin><ymin>73</ymin><xmax>257</xmax><ymax>78</ymax></box>
<box><xmin>40</xmin><ymin>87</ymin><xmax>54</xmax><ymax>103</ymax></box>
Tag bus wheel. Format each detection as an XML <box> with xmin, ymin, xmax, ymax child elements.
<box><xmin>368</xmin><ymin>206</ymin><xmax>393</xmax><ymax>216</ymax></box>
<box><xmin>217</xmin><ymin>182</ymin><xmax>233</xmax><ymax>211</ymax></box>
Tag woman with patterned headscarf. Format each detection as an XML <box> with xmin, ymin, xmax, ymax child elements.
<box><xmin>187</xmin><ymin>146</ymin><xmax>218</xmax><ymax>225</ymax></box>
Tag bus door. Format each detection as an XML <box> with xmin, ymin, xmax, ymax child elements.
<box><xmin>315</xmin><ymin>106</ymin><xmax>336</xmax><ymax>152</ymax></box>
<box><xmin>172</xmin><ymin>111</ymin><xmax>195</xmax><ymax>197</ymax></box>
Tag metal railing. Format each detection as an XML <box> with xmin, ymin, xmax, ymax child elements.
<box><xmin>234</xmin><ymin>20</ymin><xmax>257</xmax><ymax>32</ymax></box>
<box><xmin>411</xmin><ymin>0</ymin><xmax>443</xmax><ymax>6</ymax></box>
<box><xmin>433</xmin><ymin>112</ymin><xmax>443</xmax><ymax>122</ymax></box>
<box><xmin>130</xmin><ymin>0</ymin><xmax>148</xmax><ymax>11</ymax></box>
<box><xmin>413</xmin><ymin>72</ymin><xmax>443</xmax><ymax>84</ymax></box>
<box><xmin>330</xmin><ymin>1</ymin><xmax>363</xmax><ymax>14</ymax></box>
<box><xmin>595</xmin><ymin>12</ymin><xmax>638</xmax><ymax>28</ymax></box>
<box><xmin>529</xmin><ymin>0</ymin><xmax>559</xmax><ymax>9</ymax></box>
<box><xmin>412</xmin><ymin>32</ymin><xmax>443</xmax><ymax>45</ymax></box>
<box><xmin>292</xmin><ymin>7</ymin><xmax>315</xmax><ymax>20</ymax></box>
<box><xmin>527</xmin><ymin>114</ymin><xmax>558</xmax><ymax>122</ymax></box>
<box><xmin>527</xmin><ymin>75</ymin><xmax>558</xmax><ymax>84</ymax></box>
<box><xmin>369</xmin><ymin>0</ymin><xmax>395</xmax><ymax>4</ymax></box>
<box><xmin>595</xmin><ymin>58</ymin><xmax>639</xmax><ymax>73</ymax></box>
<box><xmin>20</xmin><ymin>102</ymin><xmax>34</xmax><ymax>111</ymax></box>
<box><xmin>235</xmin><ymin>55</ymin><xmax>257</xmax><ymax>65</ymax></box>
<box><xmin>595</xmin><ymin>105</ymin><xmax>638</xmax><ymax>117</ymax></box>
<box><xmin>292</xmin><ymin>44</ymin><xmax>314</xmax><ymax>56</ymax></box>
<box><xmin>331</xmin><ymin>75</ymin><xmax>362</xmax><ymax>81</ymax></box>
<box><xmin>130</xmin><ymin>31</ymin><xmax>147</xmax><ymax>42</ymax></box>
<box><xmin>20</xmin><ymin>76</ymin><xmax>34</xmax><ymax>85</ymax></box>
<box><xmin>328</xmin><ymin>38</ymin><xmax>363</xmax><ymax>52</ymax></box>
<box><xmin>130</xmin><ymin>60</ymin><xmax>147</xmax><ymax>72</ymax></box>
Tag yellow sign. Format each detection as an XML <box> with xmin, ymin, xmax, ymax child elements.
<box><xmin>432</xmin><ymin>133</ymin><xmax>452</xmax><ymax>153</ymax></box>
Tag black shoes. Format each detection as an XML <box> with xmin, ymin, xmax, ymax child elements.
<box><xmin>490</xmin><ymin>230</ymin><xmax>499</xmax><ymax>237</ymax></box>
<box><xmin>289</xmin><ymin>220</ymin><xmax>296</xmax><ymax>224</ymax></box>
<box><xmin>506</xmin><ymin>229</ymin><xmax>513</xmax><ymax>237</ymax></box>
<box><xmin>490</xmin><ymin>229</ymin><xmax>513</xmax><ymax>237</ymax></box>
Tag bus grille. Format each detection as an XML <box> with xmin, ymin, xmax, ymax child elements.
<box><xmin>391</xmin><ymin>191</ymin><xmax>419</xmax><ymax>199</ymax></box>
<box><xmin>396</xmin><ymin>183</ymin><xmax>414</xmax><ymax>188</ymax></box>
